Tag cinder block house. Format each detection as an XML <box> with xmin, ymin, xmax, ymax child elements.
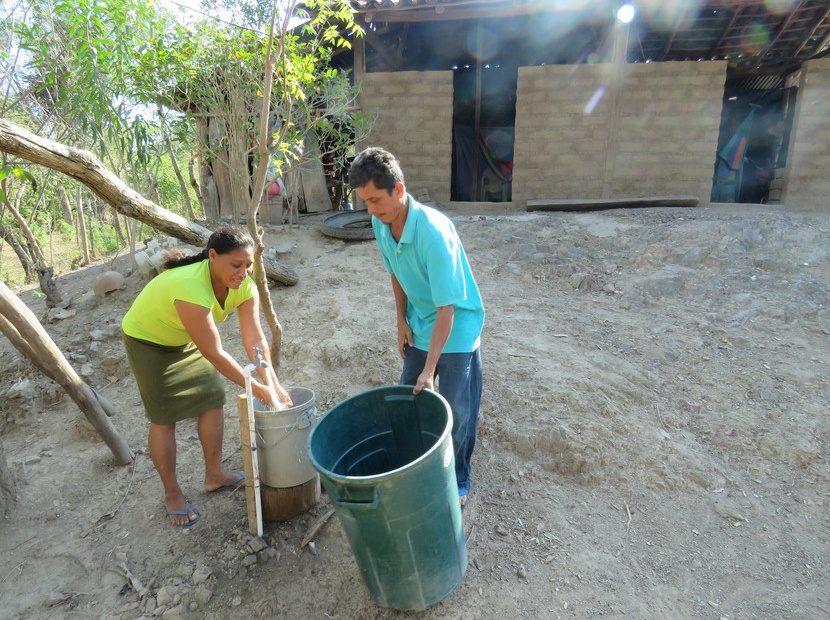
<box><xmin>340</xmin><ymin>0</ymin><xmax>830</xmax><ymax>211</ymax></box>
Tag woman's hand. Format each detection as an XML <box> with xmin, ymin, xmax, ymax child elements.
<box><xmin>253</xmin><ymin>379</ymin><xmax>293</xmax><ymax>410</ymax></box>
<box><xmin>273</xmin><ymin>382</ymin><xmax>293</xmax><ymax>407</ymax></box>
<box><xmin>253</xmin><ymin>381</ymin><xmax>279</xmax><ymax>410</ymax></box>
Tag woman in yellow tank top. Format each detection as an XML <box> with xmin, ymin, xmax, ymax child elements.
<box><xmin>122</xmin><ymin>227</ymin><xmax>291</xmax><ymax>527</ymax></box>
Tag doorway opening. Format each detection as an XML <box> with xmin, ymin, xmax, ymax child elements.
<box><xmin>451</xmin><ymin>63</ymin><xmax>517</xmax><ymax>202</ymax></box>
<box><xmin>711</xmin><ymin>73</ymin><xmax>797</xmax><ymax>204</ymax></box>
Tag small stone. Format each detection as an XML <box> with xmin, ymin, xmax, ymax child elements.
<box><xmin>495</xmin><ymin>525</ymin><xmax>509</xmax><ymax>536</ymax></box>
<box><xmin>517</xmin><ymin>566</ymin><xmax>527</xmax><ymax>579</ymax></box>
<box><xmin>44</xmin><ymin>591</ymin><xmax>70</xmax><ymax>607</ymax></box>
<box><xmin>192</xmin><ymin>566</ymin><xmax>212</xmax><ymax>586</ymax></box>
<box><xmin>248</xmin><ymin>537</ymin><xmax>267</xmax><ymax>553</ymax></box>
<box><xmin>7</xmin><ymin>379</ymin><xmax>36</xmax><ymax>400</ymax></box>
<box><xmin>89</xmin><ymin>329</ymin><xmax>109</xmax><ymax>341</ymax></box>
<box><xmin>193</xmin><ymin>585</ymin><xmax>212</xmax><ymax>605</ymax></box>
<box><xmin>161</xmin><ymin>604</ymin><xmax>184</xmax><ymax>619</ymax></box>
<box><xmin>155</xmin><ymin>585</ymin><xmax>176</xmax><ymax>607</ymax></box>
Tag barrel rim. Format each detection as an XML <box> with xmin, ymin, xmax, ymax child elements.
<box><xmin>307</xmin><ymin>385</ymin><xmax>453</xmax><ymax>483</ymax></box>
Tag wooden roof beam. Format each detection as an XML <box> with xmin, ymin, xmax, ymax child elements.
<box><xmin>793</xmin><ymin>6</ymin><xmax>830</xmax><ymax>56</ymax></box>
<box><xmin>356</xmin><ymin>0</ymin><xmax>609</xmax><ymax>23</ymax></box>
<box><xmin>660</xmin><ymin>6</ymin><xmax>688</xmax><ymax>62</ymax></box>
<box><xmin>756</xmin><ymin>0</ymin><xmax>810</xmax><ymax>63</ymax></box>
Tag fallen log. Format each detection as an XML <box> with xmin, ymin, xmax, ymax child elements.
<box><xmin>0</xmin><ymin>281</ymin><xmax>134</xmax><ymax>466</ymax></box>
<box><xmin>526</xmin><ymin>195</ymin><xmax>699</xmax><ymax>212</ymax></box>
<box><xmin>0</xmin><ymin>119</ymin><xmax>298</xmax><ymax>285</ymax></box>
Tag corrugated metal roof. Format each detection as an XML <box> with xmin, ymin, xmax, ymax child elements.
<box><xmin>349</xmin><ymin>0</ymin><xmax>830</xmax><ymax>74</ymax></box>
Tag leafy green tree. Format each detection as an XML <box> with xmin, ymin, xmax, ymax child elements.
<box><xmin>130</xmin><ymin>0</ymin><xmax>368</xmax><ymax>362</ymax></box>
<box><xmin>131</xmin><ymin>0</ymin><xmax>367</xmax><ymax>222</ymax></box>
<box><xmin>2</xmin><ymin>0</ymin><xmax>185</xmax><ymax>278</ymax></box>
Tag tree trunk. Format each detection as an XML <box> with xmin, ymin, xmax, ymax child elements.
<box><xmin>5</xmin><ymin>189</ymin><xmax>47</xmax><ymax>266</ymax></box>
<box><xmin>227</xmin><ymin>91</ymin><xmax>251</xmax><ymax>224</ymax></box>
<box><xmin>0</xmin><ymin>222</ymin><xmax>36</xmax><ymax>281</ymax></box>
<box><xmin>208</xmin><ymin>117</ymin><xmax>235</xmax><ymax>221</ymax></box>
<box><xmin>0</xmin><ymin>281</ymin><xmax>134</xmax><ymax>465</ymax></box>
<box><xmin>86</xmin><ymin>200</ymin><xmax>97</xmax><ymax>260</ymax></box>
<box><xmin>0</xmin><ymin>438</ymin><xmax>15</xmax><ymax>518</ymax></box>
<box><xmin>247</xmin><ymin>20</ymin><xmax>288</xmax><ymax>368</ymax></box>
<box><xmin>0</xmin><ymin>118</ymin><xmax>297</xmax><ymax>285</ymax></box>
<box><xmin>188</xmin><ymin>150</ymin><xmax>203</xmax><ymax>214</ymax></box>
<box><xmin>35</xmin><ymin>266</ymin><xmax>66</xmax><ymax>309</ymax></box>
<box><xmin>111</xmin><ymin>207</ymin><xmax>125</xmax><ymax>245</ymax></box>
<box><xmin>163</xmin><ymin>129</ymin><xmax>196</xmax><ymax>220</ymax></box>
<box><xmin>195</xmin><ymin>120</ymin><xmax>218</xmax><ymax>220</ymax></box>
<box><xmin>56</xmin><ymin>182</ymin><xmax>74</xmax><ymax>224</ymax></box>
<box><xmin>75</xmin><ymin>186</ymin><xmax>91</xmax><ymax>265</ymax></box>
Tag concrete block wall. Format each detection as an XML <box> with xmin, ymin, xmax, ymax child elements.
<box><xmin>783</xmin><ymin>58</ymin><xmax>830</xmax><ymax>211</ymax></box>
<box><xmin>357</xmin><ymin>71</ymin><xmax>454</xmax><ymax>205</ymax></box>
<box><xmin>513</xmin><ymin>61</ymin><xmax>726</xmax><ymax>205</ymax></box>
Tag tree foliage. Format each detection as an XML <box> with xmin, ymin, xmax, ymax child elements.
<box><xmin>1</xmin><ymin>0</ymin><xmax>368</xmax><ymax>294</ymax></box>
<box><xmin>130</xmin><ymin>0</ymin><xmax>367</xmax><ymax>220</ymax></box>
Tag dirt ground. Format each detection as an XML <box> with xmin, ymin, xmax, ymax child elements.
<box><xmin>0</xmin><ymin>201</ymin><xmax>828</xmax><ymax>620</ymax></box>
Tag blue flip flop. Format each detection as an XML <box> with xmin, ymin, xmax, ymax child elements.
<box><xmin>167</xmin><ymin>501</ymin><xmax>200</xmax><ymax>527</ymax></box>
<box><xmin>209</xmin><ymin>470</ymin><xmax>245</xmax><ymax>493</ymax></box>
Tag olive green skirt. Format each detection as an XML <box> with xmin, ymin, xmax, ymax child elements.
<box><xmin>122</xmin><ymin>333</ymin><xmax>226</xmax><ymax>425</ymax></box>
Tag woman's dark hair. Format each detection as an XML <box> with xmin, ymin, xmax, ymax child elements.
<box><xmin>347</xmin><ymin>147</ymin><xmax>404</xmax><ymax>194</ymax></box>
<box><xmin>163</xmin><ymin>226</ymin><xmax>255</xmax><ymax>270</ymax></box>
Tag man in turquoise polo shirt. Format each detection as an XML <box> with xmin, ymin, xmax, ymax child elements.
<box><xmin>348</xmin><ymin>147</ymin><xmax>485</xmax><ymax>507</ymax></box>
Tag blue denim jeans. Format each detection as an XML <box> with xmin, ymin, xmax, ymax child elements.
<box><xmin>401</xmin><ymin>346</ymin><xmax>482</xmax><ymax>494</ymax></box>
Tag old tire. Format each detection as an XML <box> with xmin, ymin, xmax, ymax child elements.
<box><xmin>320</xmin><ymin>209</ymin><xmax>375</xmax><ymax>241</ymax></box>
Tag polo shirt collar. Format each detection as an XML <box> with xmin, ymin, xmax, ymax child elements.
<box><xmin>398</xmin><ymin>194</ymin><xmax>420</xmax><ymax>244</ymax></box>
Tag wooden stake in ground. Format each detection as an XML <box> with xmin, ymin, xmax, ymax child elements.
<box><xmin>236</xmin><ymin>394</ymin><xmax>262</xmax><ymax>537</ymax></box>
<box><xmin>301</xmin><ymin>508</ymin><xmax>336</xmax><ymax>548</ymax></box>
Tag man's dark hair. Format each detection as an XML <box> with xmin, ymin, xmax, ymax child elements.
<box><xmin>348</xmin><ymin>147</ymin><xmax>405</xmax><ymax>193</ymax></box>
<box><xmin>163</xmin><ymin>226</ymin><xmax>254</xmax><ymax>270</ymax></box>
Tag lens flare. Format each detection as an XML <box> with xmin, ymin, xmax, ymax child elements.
<box><xmin>741</xmin><ymin>21</ymin><xmax>770</xmax><ymax>54</ymax></box>
<box><xmin>617</xmin><ymin>3</ymin><xmax>636</xmax><ymax>24</ymax></box>
<box><xmin>764</xmin><ymin>0</ymin><xmax>798</xmax><ymax>14</ymax></box>
<box><xmin>584</xmin><ymin>83</ymin><xmax>607</xmax><ymax>114</ymax></box>
<box><xmin>466</xmin><ymin>26</ymin><xmax>501</xmax><ymax>61</ymax></box>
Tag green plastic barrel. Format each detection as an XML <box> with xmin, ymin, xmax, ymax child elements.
<box><xmin>307</xmin><ymin>385</ymin><xmax>466</xmax><ymax>611</ymax></box>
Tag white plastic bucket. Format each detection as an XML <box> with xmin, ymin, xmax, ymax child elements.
<box><xmin>254</xmin><ymin>387</ymin><xmax>318</xmax><ymax>488</ymax></box>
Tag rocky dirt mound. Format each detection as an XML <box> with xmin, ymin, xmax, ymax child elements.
<box><xmin>0</xmin><ymin>203</ymin><xmax>828</xmax><ymax>619</ymax></box>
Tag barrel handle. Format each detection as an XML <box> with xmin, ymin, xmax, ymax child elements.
<box><xmin>333</xmin><ymin>489</ymin><xmax>380</xmax><ymax>510</ymax></box>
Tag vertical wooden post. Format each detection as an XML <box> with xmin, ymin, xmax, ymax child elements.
<box><xmin>236</xmin><ymin>394</ymin><xmax>260</xmax><ymax>536</ymax></box>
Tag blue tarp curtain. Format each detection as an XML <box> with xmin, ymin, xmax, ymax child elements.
<box><xmin>453</xmin><ymin>126</ymin><xmax>514</xmax><ymax>201</ymax></box>
<box><xmin>712</xmin><ymin>109</ymin><xmax>755</xmax><ymax>202</ymax></box>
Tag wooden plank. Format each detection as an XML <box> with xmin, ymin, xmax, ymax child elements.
<box><xmin>236</xmin><ymin>394</ymin><xmax>260</xmax><ymax>536</ymax></box>
<box><xmin>526</xmin><ymin>195</ymin><xmax>699</xmax><ymax>212</ymax></box>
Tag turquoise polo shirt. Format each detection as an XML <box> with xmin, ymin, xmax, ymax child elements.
<box><xmin>372</xmin><ymin>196</ymin><xmax>484</xmax><ymax>353</ymax></box>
